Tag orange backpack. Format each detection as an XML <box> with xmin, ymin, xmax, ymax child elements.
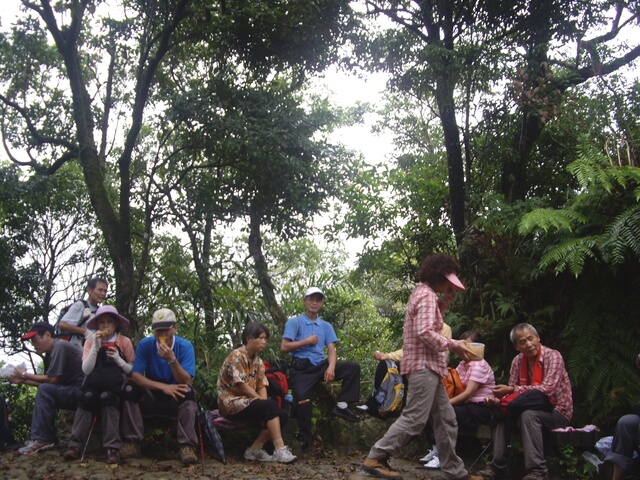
<box><xmin>442</xmin><ymin>367</ymin><xmax>464</xmax><ymax>398</ymax></box>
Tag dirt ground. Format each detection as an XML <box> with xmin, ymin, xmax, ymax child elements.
<box><xmin>0</xmin><ymin>441</ymin><xmax>451</xmax><ymax>480</ymax></box>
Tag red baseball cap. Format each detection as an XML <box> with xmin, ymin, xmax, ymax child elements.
<box><xmin>21</xmin><ymin>322</ymin><xmax>55</xmax><ymax>340</ymax></box>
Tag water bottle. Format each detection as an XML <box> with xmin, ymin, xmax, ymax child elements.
<box><xmin>284</xmin><ymin>389</ymin><xmax>294</xmax><ymax>404</ymax></box>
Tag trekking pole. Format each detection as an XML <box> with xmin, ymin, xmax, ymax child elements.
<box><xmin>468</xmin><ymin>440</ymin><xmax>492</xmax><ymax>472</ymax></box>
<box><xmin>80</xmin><ymin>415</ymin><xmax>97</xmax><ymax>462</ymax></box>
<box><xmin>197</xmin><ymin>419</ymin><xmax>206</xmax><ymax>472</ymax></box>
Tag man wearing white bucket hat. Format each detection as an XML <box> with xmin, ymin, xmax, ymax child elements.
<box><xmin>63</xmin><ymin>305</ymin><xmax>135</xmax><ymax>464</ymax></box>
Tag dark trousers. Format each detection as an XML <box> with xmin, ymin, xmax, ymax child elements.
<box><xmin>288</xmin><ymin>359</ymin><xmax>360</xmax><ymax>445</ymax></box>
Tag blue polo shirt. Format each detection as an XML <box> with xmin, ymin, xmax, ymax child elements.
<box><xmin>282</xmin><ymin>313</ymin><xmax>338</xmax><ymax>366</ymax></box>
<box><xmin>132</xmin><ymin>335</ymin><xmax>195</xmax><ymax>384</ymax></box>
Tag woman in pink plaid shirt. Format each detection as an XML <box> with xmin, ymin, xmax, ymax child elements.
<box><xmin>361</xmin><ymin>253</ymin><xmax>480</xmax><ymax>480</ymax></box>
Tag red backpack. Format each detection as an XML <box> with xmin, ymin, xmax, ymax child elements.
<box><xmin>264</xmin><ymin>360</ymin><xmax>289</xmax><ymax>408</ymax></box>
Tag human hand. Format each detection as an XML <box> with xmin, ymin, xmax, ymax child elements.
<box><xmin>374</xmin><ymin>351</ymin><xmax>389</xmax><ymax>361</ymax></box>
<box><xmin>484</xmin><ymin>396</ymin><xmax>500</xmax><ymax>407</ymax></box>
<box><xmin>163</xmin><ymin>383</ymin><xmax>190</xmax><ymax>401</ymax></box>
<box><xmin>156</xmin><ymin>341</ymin><xmax>174</xmax><ymax>361</ymax></box>
<box><xmin>8</xmin><ymin>367</ymin><xmax>26</xmax><ymax>384</ymax></box>
<box><xmin>324</xmin><ymin>367</ymin><xmax>336</xmax><ymax>383</ymax></box>
<box><xmin>451</xmin><ymin>340</ymin><xmax>475</xmax><ymax>361</ymax></box>
<box><xmin>107</xmin><ymin>347</ymin><xmax>127</xmax><ymax>368</ymax></box>
<box><xmin>306</xmin><ymin>335</ymin><xmax>319</xmax><ymax>346</ymax></box>
<box><xmin>491</xmin><ymin>384</ymin><xmax>514</xmax><ymax>399</ymax></box>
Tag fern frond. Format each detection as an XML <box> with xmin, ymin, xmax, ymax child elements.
<box><xmin>601</xmin><ymin>205</ymin><xmax>640</xmax><ymax>264</ymax></box>
<box><xmin>539</xmin><ymin>236</ymin><xmax>600</xmax><ymax>276</ymax></box>
<box><xmin>518</xmin><ymin>209</ymin><xmax>587</xmax><ymax>235</ymax></box>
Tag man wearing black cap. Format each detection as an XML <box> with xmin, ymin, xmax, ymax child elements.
<box><xmin>119</xmin><ymin>308</ymin><xmax>199</xmax><ymax>465</ymax></box>
<box><xmin>8</xmin><ymin>322</ymin><xmax>84</xmax><ymax>454</ymax></box>
<box><xmin>281</xmin><ymin>287</ymin><xmax>361</xmax><ymax>452</ymax></box>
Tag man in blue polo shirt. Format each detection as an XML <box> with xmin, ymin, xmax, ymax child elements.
<box><xmin>281</xmin><ymin>287</ymin><xmax>361</xmax><ymax>451</ymax></box>
<box><xmin>119</xmin><ymin>308</ymin><xmax>198</xmax><ymax>465</ymax></box>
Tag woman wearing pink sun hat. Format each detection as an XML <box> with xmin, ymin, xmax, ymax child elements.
<box><xmin>64</xmin><ymin>305</ymin><xmax>135</xmax><ymax>465</ymax></box>
<box><xmin>362</xmin><ymin>253</ymin><xmax>481</xmax><ymax>480</ymax></box>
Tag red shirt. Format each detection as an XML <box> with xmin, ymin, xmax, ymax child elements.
<box><xmin>509</xmin><ymin>345</ymin><xmax>573</xmax><ymax>421</ymax></box>
<box><xmin>401</xmin><ymin>283</ymin><xmax>457</xmax><ymax>377</ymax></box>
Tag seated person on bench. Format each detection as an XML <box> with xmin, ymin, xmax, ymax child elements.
<box><xmin>281</xmin><ymin>287</ymin><xmax>361</xmax><ymax>452</ymax></box>
<box><xmin>217</xmin><ymin>322</ymin><xmax>296</xmax><ymax>464</ymax></box>
<box><xmin>422</xmin><ymin>330</ymin><xmax>497</xmax><ymax>470</ymax></box>
<box><xmin>603</xmin><ymin>352</ymin><xmax>640</xmax><ymax>480</ymax></box>
<box><xmin>120</xmin><ymin>308</ymin><xmax>198</xmax><ymax>465</ymax></box>
<box><xmin>479</xmin><ymin>323</ymin><xmax>573</xmax><ymax>480</ymax></box>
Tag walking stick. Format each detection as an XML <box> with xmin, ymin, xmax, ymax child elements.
<box><xmin>468</xmin><ymin>440</ymin><xmax>492</xmax><ymax>472</ymax></box>
<box><xmin>80</xmin><ymin>415</ymin><xmax>97</xmax><ymax>462</ymax></box>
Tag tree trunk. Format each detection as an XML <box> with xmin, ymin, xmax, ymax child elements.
<box><xmin>248</xmin><ymin>205</ymin><xmax>287</xmax><ymax>330</ymax></box>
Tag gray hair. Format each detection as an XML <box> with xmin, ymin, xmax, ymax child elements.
<box><xmin>510</xmin><ymin>323</ymin><xmax>539</xmax><ymax>345</ymax></box>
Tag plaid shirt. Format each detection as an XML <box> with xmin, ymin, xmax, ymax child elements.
<box><xmin>401</xmin><ymin>283</ymin><xmax>456</xmax><ymax>377</ymax></box>
<box><xmin>509</xmin><ymin>345</ymin><xmax>573</xmax><ymax>421</ymax></box>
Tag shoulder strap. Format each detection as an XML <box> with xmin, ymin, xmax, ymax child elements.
<box><xmin>76</xmin><ymin>300</ymin><xmax>92</xmax><ymax>328</ymax></box>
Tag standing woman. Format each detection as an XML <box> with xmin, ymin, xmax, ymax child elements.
<box><xmin>217</xmin><ymin>322</ymin><xmax>297</xmax><ymax>464</ymax></box>
<box><xmin>361</xmin><ymin>253</ymin><xmax>481</xmax><ymax>480</ymax></box>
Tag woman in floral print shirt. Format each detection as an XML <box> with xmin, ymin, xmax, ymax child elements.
<box><xmin>217</xmin><ymin>322</ymin><xmax>297</xmax><ymax>464</ymax></box>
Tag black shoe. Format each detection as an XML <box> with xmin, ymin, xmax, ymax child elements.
<box><xmin>333</xmin><ymin>406</ymin><xmax>361</xmax><ymax>422</ymax></box>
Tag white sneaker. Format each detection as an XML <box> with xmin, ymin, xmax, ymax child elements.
<box><xmin>423</xmin><ymin>455</ymin><xmax>441</xmax><ymax>469</ymax></box>
<box><xmin>18</xmin><ymin>440</ymin><xmax>55</xmax><ymax>455</ymax></box>
<box><xmin>355</xmin><ymin>404</ymin><xmax>369</xmax><ymax>413</ymax></box>
<box><xmin>418</xmin><ymin>447</ymin><xmax>438</xmax><ymax>464</ymax></box>
<box><xmin>273</xmin><ymin>446</ymin><xmax>297</xmax><ymax>464</ymax></box>
<box><xmin>244</xmin><ymin>447</ymin><xmax>273</xmax><ymax>462</ymax></box>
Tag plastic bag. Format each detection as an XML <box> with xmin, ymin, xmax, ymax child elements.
<box><xmin>0</xmin><ymin>362</ymin><xmax>26</xmax><ymax>378</ymax></box>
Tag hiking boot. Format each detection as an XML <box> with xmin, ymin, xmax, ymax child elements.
<box><xmin>522</xmin><ymin>472</ymin><xmax>549</xmax><ymax>480</ymax></box>
<box><xmin>120</xmin><ymin>442</ymin><xmax>142</xmax><ymax>458</ymax></box>
<box><xmin>477</xmin><ymin>465</ymin><xmax>509</xmax><ymax>480</ymax></box>
<box><xmin>361</xmin><ymin>457</ymin><xmax>402</xmax><ymax>479</ymax></box>
<box><xmin>179</xmin><ymin>444</ymin><xmax>198</xmax><ymax>465</ymax></box>
<box><xmin>105</xmin><ymin>448</ymin><xmax>121</xmax><ymax>464</ymax></box>
<box><xmin>63</xmin><ymin>446</ymin><xmax>81</xmax><ymax>461</ymax></box>
<box><xmin>423</xmin><ymin>455</ymin><xmax>440</xmax><ymax>469</ymax></box>
<box><xmin>273</xmin><ymin>446</ymin><xmax>297</xmax><ymax>464</ymax></box>
<box><xmin>333</xmin><ymin>406</ymin><xmax>360</xmax><ymax>422</ymax></box>
<box><xmin>244</xmin><ymin>447</ymin><xmax>273</xmax><ymax>462</ymax></box>
<box><xmin>18</xmin><ymin>440</ymin><xmax>55</xmax><ymax>455</ymax></box>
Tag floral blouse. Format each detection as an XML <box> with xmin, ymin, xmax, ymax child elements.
<box><xmin>216</xmin><ymin>345</ymin><xmax>268</xmax><ymax>417</ymax></box>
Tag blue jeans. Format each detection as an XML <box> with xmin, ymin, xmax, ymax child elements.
<box><xmin>31</xmin><ymin>383</ymin><xmax>82</xmax><ymax>442</ymax></box>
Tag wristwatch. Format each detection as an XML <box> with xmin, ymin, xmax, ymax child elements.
<box><xmin>168</xmin><ymin>359</ymin><xmax>177</xmax><ymax>366</ymax></box>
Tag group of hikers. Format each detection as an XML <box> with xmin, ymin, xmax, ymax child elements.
<box><xmin>2</xmin><ymin>254</ymin><xmax>638</xmax><ymax>480</ymax></box>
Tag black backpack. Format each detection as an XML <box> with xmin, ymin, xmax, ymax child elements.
<box><xmin>82</xmin><ymin>344</ymin><xmax>128</xmax><ymax>394</ymax></box>
<box><xmin>53</xmin><ymin>299</ymin><xmax>91</xmax><ymax>340</ymax></box>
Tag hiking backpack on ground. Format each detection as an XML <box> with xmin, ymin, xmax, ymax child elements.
<box><xmin>364</xmin><ymin>360</ymin><xmax>405</xmax><ymax>418</ymax></box>
<box><xmin>53</xmin><ymin>299</ymin><xmax>91</xmax><ymax>340</ymax></box>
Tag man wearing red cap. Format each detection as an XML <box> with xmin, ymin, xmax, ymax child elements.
<box><xmin>8</xmin><ymin>322</ymin><xmax>84</xmax><ymax>454</ymax></box>
<box><xmin>361</xmin><ymin>253</ymin><xmax>481</xmax><ymax>480</ymax></box>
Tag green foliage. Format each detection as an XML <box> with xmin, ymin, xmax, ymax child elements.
<box><xmin>0</xmin><ymin>381</ymin><xmax>36</xmax><ymax>443</ymax></box>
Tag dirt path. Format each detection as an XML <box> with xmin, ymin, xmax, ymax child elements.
<box><xmin>0</xmin><ymin>443</ymin><xmax>447</xmax><ymax>480</ymax></box>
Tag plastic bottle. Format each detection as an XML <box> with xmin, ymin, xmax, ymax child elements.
<box><xmin>284</xmin><ymin>389</ymin><xmax>294</xmax><ymax>403</ymax></box>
